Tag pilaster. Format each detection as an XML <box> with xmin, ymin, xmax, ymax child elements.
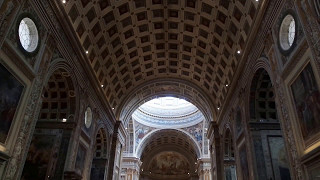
<box><xmin>107</xmin><ymin>121</ymin><xmax>127</xmax><ymax>180</ymax></box>
<box><xmin>208</xmin><ymin>122</ymin><xmax>222</xmax><ymax>180</ymax></box>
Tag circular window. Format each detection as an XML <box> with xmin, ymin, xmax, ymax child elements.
<box><xmin>85</xmin><ymin>107</ymin><xmax>92</xmax><ymax>128</ymax></box>
<box><xmin>279</xmin><ymin>14</ymin><xmax>296</xmax><ymax>51</ymax></box>
<box><xmin>18</xmin><ymin>17</ymin><xmax>39</xmax><ymax>53</ymax></box>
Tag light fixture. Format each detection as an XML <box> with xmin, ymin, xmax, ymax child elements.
<box><xmin>101</xmin><ymin>84</ymin><xmax>104</xmax><ymax>88</ymax></box>
<box><xmin>226</xmin><ymin>84</ymin><xmax>229</xmax><ymax>87</ymax></box>
<box><xmin>217</xmin><ymin>107</ymin><xmax>220</xmax><ymax>110</ymax></box>
<box><xmin>112</xmin><ymin>107</ymin><xmax>115</xmax><ymax>110</ymax></box>
<box><xmin>62</xmin><ymin>0</ymin><xmax>66</xmax><ymax>3</ymax></box>
<box><xmin>237</xmin><ymin>50</ymin><xmax>241</xmax><ymax>54</ymax></box>
<box><xmin>62</xmin><ymin>118</ymin><xmax>67</xmax><ymax>122</ymax></box>
<box><xmin>85</xmin><ymin>50</ymin><xmax>89</xmax><ymax>54</ymax></box>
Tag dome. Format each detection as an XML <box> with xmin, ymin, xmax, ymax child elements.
<box><xmin>132</xmin><ymin>97</ymin><xmax>204</xmax><ymax>128</ymax></box>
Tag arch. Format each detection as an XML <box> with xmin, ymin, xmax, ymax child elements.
<box><xmin>244</xmin><ymin>61</ymin><xmax>292</xmax><ymax>180</ymax></box>
<box><xmin>21</xmin><ymin>60</ymin><xmax>80</xmax><ymax>180</ymax></box>
<box><xmin>249</xmin><ymin>68</ymin><xmax>277</xmax><ymax>122</ymax></box>
<box><xmin>245</xmin><ymin>57</ymin><xmax>274</xmax><ymax>92</ymax></box>
<box><xmin>222</xmin><ymin>127</ymin><xmax>235</xmax><ymax>160</ymax></box>
<box><xmin>93</xmin><ymin>123</ymin><xmax>110</xmax><ymax>154</ymax></box>
<box><xmin>40</xmin><ymin>58</ymin><xmax>80</xmax><ymax>122</ymax></box>
<box><xmin>135</xmin><ymin>128</ymin><xmax>202</xmax><ymax>159</ymax></box>
<box><xmin>243</xmin><ymin>57</ymin><xmax>275</xmax><ymax>123</ymax></box>
<box><xmin>94</xmin><ymin>128</ymin><xmax>109</xmax><ymax>158</ymax></box>
<box><xmin>90</xmin><ymin>128</ymin><xmax>109</xmax><ymax>180</ymax></box>
<box><xmin>117</xmin><ymin>78</ymin><xmax>216</xmax><ymax>126</ymax></box>
<box><xmin>138</xmin><ymin>129</ymin><xmax>200</xmax><ymax>179</ymax></box>
<box><xmin>222</xmin><ymin>126</ymin><xmax>237</xmax><ymax>180</ymax></box>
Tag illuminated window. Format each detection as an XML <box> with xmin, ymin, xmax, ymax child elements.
<box><xmin>18</xmin><ymin>17</ymin><xmax>39</xmax><ymax>52</ymax></box>
<box><xmin>279</xmin><ymin>14</ymin><xmax>296</xmax><ymax>51</ymax></box>
<box><xmin>85</xmin><ymin>107</ymin><xmax>92</xmax><ymax>128</ymax></box>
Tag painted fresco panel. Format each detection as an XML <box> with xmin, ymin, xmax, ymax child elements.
<box><xmin>135</xmin><ymin>121</ymin><xmax>155</xmax><ymax>150</ymax></box>
<box><xmin>183</xmin><ymin>122</ymin><xmax>203</xmax><ymax>148</ymax></box>
<box><xmin>0</xmin><ymin>63</ymin><xmax>24</xmax><ymax>143</ymax></box>
<box><xmin>291</xmin><ymin>63</ymin><xmax>320</xmax><ymax>140</ymax></box>
<box><xmin>149</xmin><ymin>151</ymin><xmax>190</xmax><ymax>175</ymax></box>
<box><xmin>21</xmin><ymin>135</ymin><xmax>56</xmax><ymax>180</ymax></box>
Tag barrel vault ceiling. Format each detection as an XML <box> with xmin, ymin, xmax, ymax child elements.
<box><xmin>60</xmin><ymin>0</ymin><xmax>260</xmax><ymax>111</ymax></box>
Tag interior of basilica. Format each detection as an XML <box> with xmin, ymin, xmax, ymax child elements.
<box><xmin>0</xmin><ymin>0</ymin><xmax>320</xmax><ymax>179</ymax></box>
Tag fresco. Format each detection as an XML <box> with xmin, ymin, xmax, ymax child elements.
<box><xmin>149</xmin><ymin>151</ymin><xmax>190</xmax><ymax>175</ymax></box>
<box><xmin>135</xmin><ymin>121</ymin><xmax>155</xmax><ymax>149</ymax></box>
<box><xmin>291</xmin><ymin>63</ymin><xmax>320</xmax><ymax>139</ymax></box>
<box><xmin>0</xmin><ymin>63</ymin><xmax>24</xmax><ymax>143</ymax></box>
<box><xmin>183</xmin><ymin>122</ymin><xmax>203</xmax><ymax>147</ymax></box>
<box><xmin>21</xmin><ymin>134</ymin><xmax>56</xmax><ymax>180</ymax></box>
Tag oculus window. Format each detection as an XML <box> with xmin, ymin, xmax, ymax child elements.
<box><xmin>85</xmin><ymin>107</ymin><xmax>92</xmax><ymax>128</ymax></box>
<box><xmin>279</xmin><ymin>14</ymin><xmax>296</xmax><ymax>51</ymax></box>
<box><xmin>18</xmin><ymin>17</ymin><xmax>39</xmax><ymax>53</ymax></box>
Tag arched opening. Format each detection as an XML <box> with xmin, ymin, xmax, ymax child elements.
<box><xmin>223</xmin><ymin>129</ymin><xmax>237</xmax><ymax>180</ymax></box>
<box><xmin>120</xmin><ymin>96</ymin><xmax>210</xmax><ymax>180</ymax></box>
<box><xmin>117</xmin><ymin>79</ymin><xmax>215</xmax><ymax>127</ymax></box>
<box><xmin>139</xmin><ymin>129</ymin><xmax>199</xmax><ymax>180</ymax></box>
<box><xmin>21</xmin><ymin>69</ymin><xmax>76</xmax><ymax>180</ymax></box>
<box><xmin>249</xmin><ymin>69</ymin><xmax>291</xmax><ymax>180</ymax></box>
<box><xmin>90</xmin><ymin>128</ymin><xmax>108</xmax><ymax>180</ymax></box>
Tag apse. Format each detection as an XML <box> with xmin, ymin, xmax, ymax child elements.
<box><xmin>123</xmin><ymin>96</ymin><xmax>210</xmax><ymax>180</ymax></box>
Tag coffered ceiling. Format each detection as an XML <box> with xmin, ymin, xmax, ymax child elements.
<box><xmin>60</xmin><ymin>0</ymin><xmax>260</xmax><ymax>112</ymax></box>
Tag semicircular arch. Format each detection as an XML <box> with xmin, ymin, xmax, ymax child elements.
<box><xmin>117</xmin><ymin>78</ymin><xmax>216</xmax><ymax>126</ymax></box>
<box><xmin>136</xmin><ymin>128</ymin><xmax>201</xmax><ymax>160</ymax></box>
<box><xmin>40</xmin><ymin>59</ymin><xmax>80</xmax><ymax>123</ymax></box>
